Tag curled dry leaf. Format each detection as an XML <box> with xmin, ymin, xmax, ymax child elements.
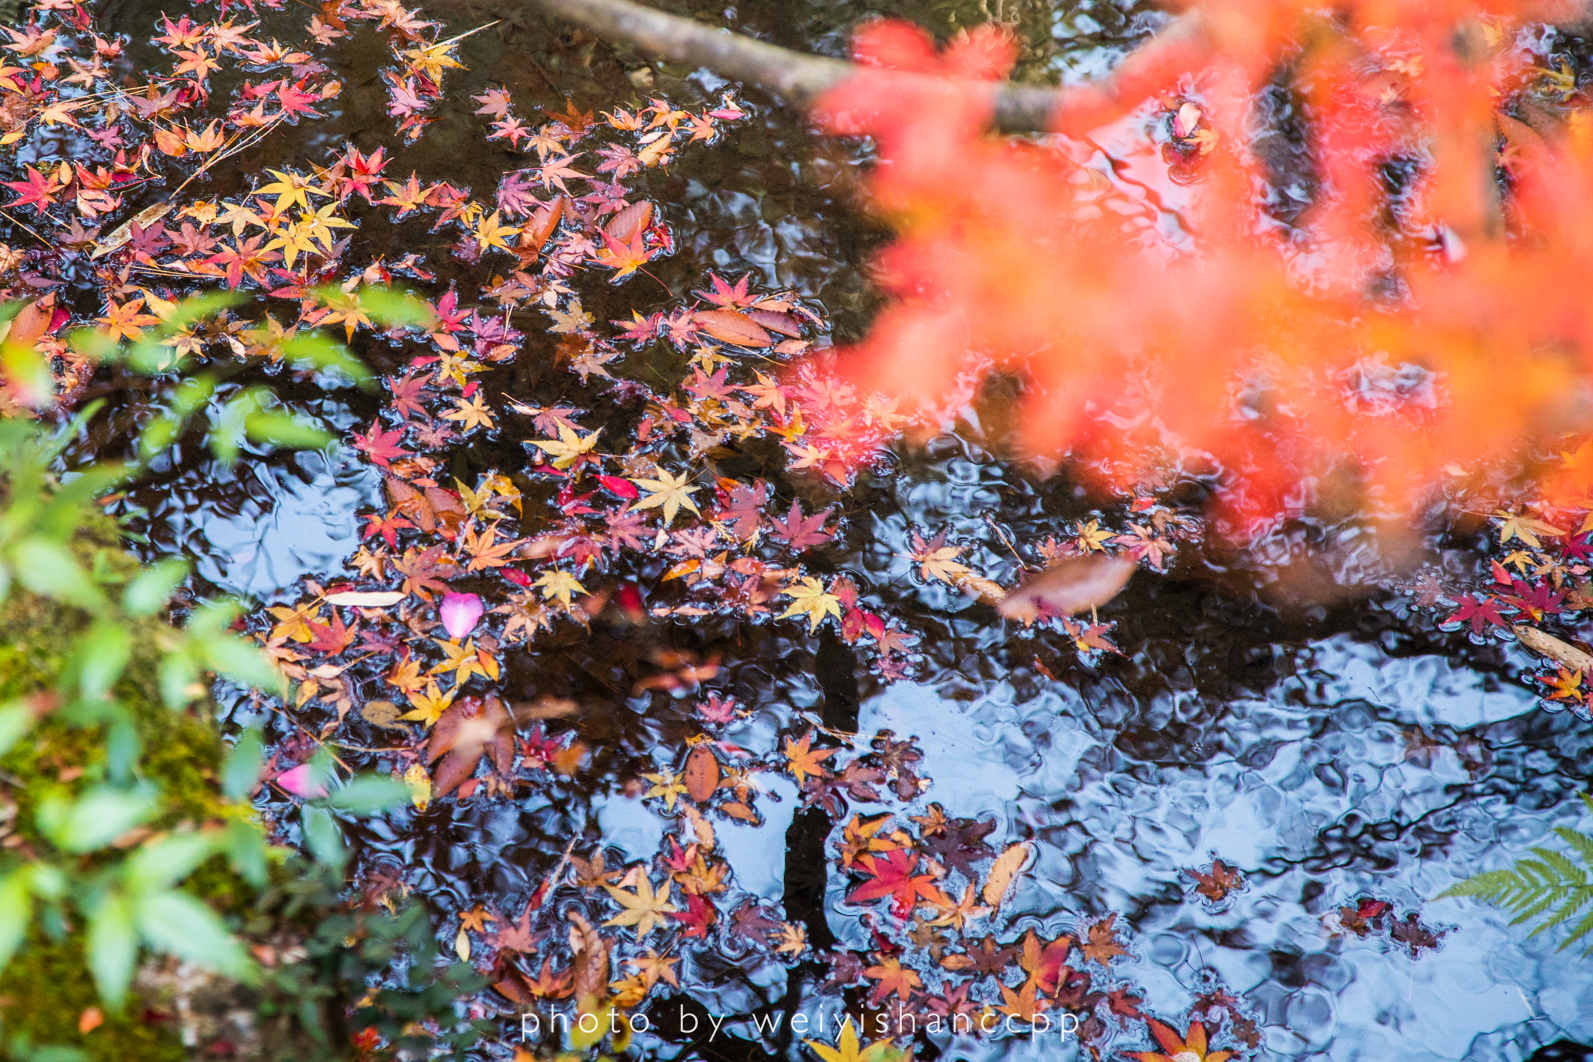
<box><xmin>683</xmin><ymin>744</ymin><xmax>720</xmax><ymax>804</ymax></box>
<box><xmin>998</xmin><ymin>555</ymin><xmax>1136</xmax><ymax>624</ymax></box>
<box><xmin>566</xmin><ymin>909</ymin><xmax>610</xmax><ymax>1002</ymax></box>
<box><xmin>90</xmin><ymin>200</ymin><xmax>174</xmax><ymax>259</ymax></box>
<box><xmin>1513</xmin><ymin>625</ymin><xmax>1593</xmax><ymax>673</ymax></box>
<box><xmin>981</xmin><ymin>841</ymin><xmax>1032</xmax><ymax>907</ymax></box>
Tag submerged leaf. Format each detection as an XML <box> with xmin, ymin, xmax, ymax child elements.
<box><xmin>998</xmin><ymin>555</ymin><xmax>1136</xmax><ymax>624</ymax></box>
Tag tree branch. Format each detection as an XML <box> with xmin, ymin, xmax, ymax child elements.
<box><xmin>520</xmin><ymin>0</ymin><xmax>1207</xmax><ymax>135</ymax></box>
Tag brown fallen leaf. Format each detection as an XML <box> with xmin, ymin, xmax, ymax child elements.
<box><xmin>510</xmin><ymin>695</ymin><xmax>579</xmax><ymax>721</ymax></box>
<box><xmin>1513</xmin><ymin>625</ymin><xmax>1593</xmax><ymax>673</ymax></box>
<box><xmin>981</xmin><ymin>841</ymin><xmax>1031</xmax><ymax>907</ymax></box>
<box><xmin>427</xmin><ymin>693</ymin><xmax>514</xmax><ymax>798</ymax></box>
<box><xmin>721</xmin><ymin>801</ymin><xmax>757</xmax><ymax>822</ymax></box>
<box><xmin>998</xmin><ymin>555</ymin><xmax>1136</xmax><ymax>624</ymax></box>
<box><xmin>1183</xmin><ymin>858</ymin><xmax>1245</xmax><ymax>903</ymax></box>
<box><xmin>1079</xmin><ymin>912</ymin><xmax>1129</xmax><ymax>965</ymax></box>
<box><xmin>360</xmin><ymin>700</ymin><xmax>406</xmax><ymax>729</ymax></box>
<box><xmin>566</xmin><ymin>910</ymin><xmax>610</xmax><ymax>1003</ymax></box>
<box><xmin>683</xmin><ymin>744</ymin><xmax>720</xmax><ymax>803</ymax></box>
<box><xmin>695</xmin><ymin>308</ymin><xmax>771</xmax><ymax>347</ymax></box>
<box><xmin>604</xmin><ymin>199</ymin><xmax>652</xmax><ymax>244</ymax></box>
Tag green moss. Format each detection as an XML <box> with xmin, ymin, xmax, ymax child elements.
<box><xmin>0</xmin><ymin>928</ymin><xmax>185</xmax><ymax>1062</ymax></box>
<box><xmin>0</xmin><ymin>520</ymin><xmax>246</xmax><ymax>1062</ymax></box>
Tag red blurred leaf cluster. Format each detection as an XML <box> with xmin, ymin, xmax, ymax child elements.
<box><xmin>815</xmin><ymin>3</ymin><xmax>1593</xmax><ymax>536</ymax></box>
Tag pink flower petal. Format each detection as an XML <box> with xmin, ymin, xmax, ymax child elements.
<box><xmin>277</xmin><ymin>762</ymin><xmax>328</xmax><ymax>799</ymax></box>
<box><xmin>439</xmin><ymin>591</ymin><xmax>484</xmax><ymax>640</ymax></box>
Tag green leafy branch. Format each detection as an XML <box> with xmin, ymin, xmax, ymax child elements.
<box><xmin>1436</xmin><ymin>793</ymin><xmax>1593</xmax><ymax>955</ymax></box>
<box><xmin>55</xmin><ymin>285</ymin><xmax>427</xmax><ymax>471</ymax></box>
<box><xmin>0</xmin><ymin>289</ymin><xmax>427</xmax><ymax>1013</ymax></box>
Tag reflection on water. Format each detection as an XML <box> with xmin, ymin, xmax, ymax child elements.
<box><xmin>80</xmin><ymin>0</ymin><xmax>1593</xmax><ymax>1056</ymax></box>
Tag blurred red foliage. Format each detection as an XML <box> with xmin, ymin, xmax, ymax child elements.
<box><xmin>815</xmin><ymin>1</ymin><xmax>1593</xmax><ymax>536</ymax></box>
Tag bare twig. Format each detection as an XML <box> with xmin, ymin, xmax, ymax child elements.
<box><xmin>519</xmin><ymin>0</ymin><xmax>1207</xmax><ymax>135</ymax></box>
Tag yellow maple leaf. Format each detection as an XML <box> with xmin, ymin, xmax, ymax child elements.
<box><xmin>779</xmin><ymin>576</ymin><xmax>841</xmax><ymax>632</ymax></box>
<box><xmin>535</xmin><ymin>569</ymin><xmax>586</xmax><ymax>608</ymax></box>
<box><xmin>602</xmin><ymin>875</ymin><xmax>677</xmax><ymax>939</ymax></box>
<box><xmin>630</xmin><ymin>466</ymin><xmax>700</xmax><ymax>525</ymax></box>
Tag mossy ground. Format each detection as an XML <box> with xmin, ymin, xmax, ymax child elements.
<box><xmin>0</xmin><ymin>521</ymin><xmax>241</xmax><ymax>1062</ymax></box>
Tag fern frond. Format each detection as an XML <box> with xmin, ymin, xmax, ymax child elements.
<box><xmin>1553</xmin><ymin>827</ymin><xmax>1593</xmax><ymax>867</ymax></box>
<box><xmin>1439</xmin><ymin>796</ymin><xmax>1593</xmax><ymax>955</ymax></box>
<box><xmin>1563</xmin><ymin>907</ymin><xmax>1593</xmax><ymax>956</ymax></box>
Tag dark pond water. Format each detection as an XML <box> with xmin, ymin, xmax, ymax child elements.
<box><xmin>68</xmin><ymin>0</ymin><xmax>1593</xmax><ymax>1057</ymax></box>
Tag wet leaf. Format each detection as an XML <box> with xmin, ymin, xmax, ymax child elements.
<box><xmin>981</xmin><ymin>841</ymin><xmax>1030</xmax><ymax>907</ymax></box>
<box><xmin>997</xmin><ymin>555</ymin><xmax>1136</xmax><ymax>624</ymax></box>
<box><xmin>683</xmin><ymin>745</ymin><xmax>720</xmax><ymax>803</ymax></box>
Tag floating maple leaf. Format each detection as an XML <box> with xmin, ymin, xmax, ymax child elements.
<box><xmin>1184</xmin><ymin>858</ymin><xmax>1245</xmax><ymax>904</ymax></box>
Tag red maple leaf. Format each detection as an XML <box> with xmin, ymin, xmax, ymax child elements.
<box><xmin>695</xmin><ymin>272</ymin><xmax>752</xmax><ymax>308</ymax></box>
<box><xmin>4</xmin><ymin>166</ymin><xmax>62</xmax><ymax>214</ymax></box>
<box><xmin>274</xmin><ymin>79</ymin><xmax>323</xmax><ymax>121</ymax></box>
<box><xmin>305</xmin><ymin>610</ymin><xmax>358</xmax><ymax>655</ymax></box>
<box><xmin>385</xmin><ymin>371</ymin><xmax>430</xmax><ymax>419</ymax></box>
<box><xmin>1442</xmin><ymin>593</ymin><xmax>1507</xmax><ymax>634</ymax></box>
<box><xmin>717</xmin><ymin>480</ymin><xmax>767</xmax><ymax>540</ymax></box>
<box><xmin>672</xmin><ymin>891</ymin><xmax>717</xmax><ymax>939</ymax></box>
<box><xmin>363</xmin><ymin>510</ymin><xmax>413</xmax><ymax>549</ymax></box>
<box><xmin>767</xmin><ymin>500</ymin><xmax>833</xmax><ymax>549</ymax></box>
<box><xmin>845</xmin><ymin>848</ymin><xmax>946</xmax><ymax>917</ymax></box>
<box><xmin>352</xmin><ymin>419</ymin><xmax>411</xmax><ymax>466</ymax></box>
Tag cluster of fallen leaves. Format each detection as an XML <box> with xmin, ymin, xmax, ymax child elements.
<box><xmin>0</xmin><ymin>0</ymin><xmax>1281</xmax><ymax>1056</ymax></box>
<box><xmin>793</xmin><ymin>797</ymin><xmax>1263</xmax><ymax>1059</ymax></box>
<box><xmin>905</xmin><ymin>508</ymin><xmax>1201</xmax><ymax>662</ymax></box>
<box><xmin>1390</xmin><ymin>442</ymin><xmax>1593</xmax><ymax>720</ymax></box>
<box><xmin>477</xmin><ymin>804</ymin><xmax>810</xmax><ymax>1014</ymax></box>
<box><xmin>1325</xmin><ymin>896</ymin><xmax>1447</xmax><ymax>958</ymax></box>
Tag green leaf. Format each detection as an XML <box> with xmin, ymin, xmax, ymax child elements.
<box><xmin>352</xmin><ymin>286</ymin><xmax>430</xmax><ymax>328</ymax></box>
<box><xmin>154</xmin><ymin>290</ymin><xmax>245</xmax><ymax>337</ymax></box>
<box><xmin>123</xmin><ymin>558</ymin><xmax>189</xmax><ymax>617</ymax></box>
<box><xmin>0</xmin><ymin>870</ymin><xmax>32</xmax><ymax>973</ymax></box>
<box><xmin>85</xmin><ymin>891</ymin><xmax>138</xmax><ymax>1009</ymax></box>
<box><xmin>37</xmin><ymin>785</ymin><xmax>159</xmax><ymax>853</ymax></box>
<box><xmin>198</xmin><ymin>633</ymin><xmax>283</xmax><ymax>694</ymax></box>
<box><xmin>42</xmin><ymin>462</ymin><xmax>128</xmax><ymax>537</ymax></box>
<box><xmin>0</xmin><ymin>700</ymin><xmax>34</xmax><ymax>759</ymax></box>
<box><xmin>300</xmin><ymin>804</ymin><xmax>344</xmax><ymax>867</ymax></box>
<box><xmin>67</xmin><ymin>325</ymin><xmax>120</xmax><ymax>363</ymax></box>
<box><xmin>28</xmin><ymin>1046</ymin><xmax>90</xmax><ymax>1062</ymax></box>
<box><xmin>135</xmin><ymin>890</ymin><xmax>252</xmax><ymax>979</ymax></box>
<box><xmin>281</xmin><ymin>333</ymin><xmax>370</xmax><ymax>385</ymax></box>
<box><xmin>222</xmin><ymin>818</ymin><xmax>269</xmax><ymax>889</ymax></box>
<box><xmin>1438</xmin><ymin>793</ymin><xmax>1593</xmax><ymax>953</ymax></box>
<box><xmin>222</xmin><ymin>729</ymin><xmax>264</xmax><ymax>800</ymax></box>
<box><xmin>323</xmin><ymin>775</ymin><xmax>411</xmax><ymax>815</ymax></box>
<box><xmin>244</xmin><ymin>411</ymin><xmax>332</xmax><ymax>451</ymax></box>
<box><xmin>74</xmin><ymin>620</ymin><xmax>131</xmax><ymax>701</ymax></box>
<box><xmin>124</xmin><ymin>832</ymin><xmax>220</xmax><ymax>893</ymax></box>
<box><xmin>210</xmin><ymin>388</ymin><xmax>260</xmax><ymax>468</ymax></box>
<box><xmin>104</xmin><ymin>718</ymin><xmax>140</xmax><ymax>785</ymax></box>
<box><xmin>11</xmin><ymin>538</ymin><xmax>105</xmax><ymax>610</ymax></box>
<box><xmin>137</xmin><ymin>412</ymin><xmax>181</xmax><ymax>460</ymax></box>
<box><xmin>157</xmin><ymin>647</ymin><xmax>200</xmax><ymax>709</ymax></box>
<box><xmin>169</xmin><ymin>373</ymin><xmax>217</xmax><ymax>418</ymax></box>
